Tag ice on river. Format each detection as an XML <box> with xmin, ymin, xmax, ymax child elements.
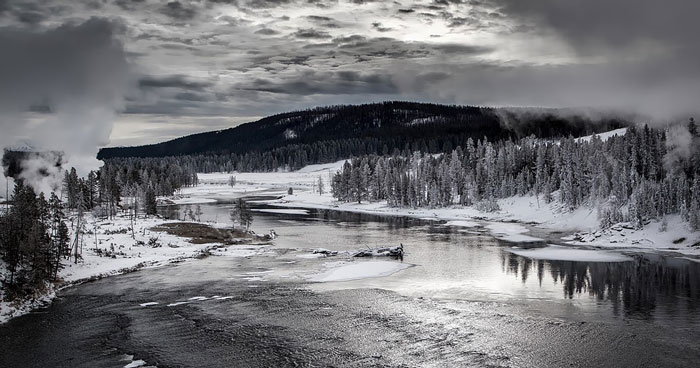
<box><xmin>253</xmin><ymin>208</ymin><xmax>309</xmax><ymax>215</ymax></box>
<box><xmin>485</xmin><ymin>222</ymin><xmax>543</xmax><ymax>242</ymax></box>
<box><xmin>443</xmin><ymin>220</ymin><xmax>480</xmax><ymax>228</ymax></box>
<box><xmin>508</xmin><ymin>245</ymin><xmax>633</xmax><ymax>262</ymax></box>
<box><xmin>308</xmin><ymin>261</ymin><xmax>412</xmax><ymax>282</ymax></box>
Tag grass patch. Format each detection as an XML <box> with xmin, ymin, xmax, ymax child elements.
<box><xmin>151</xmin><ymin>222</ymin><xmax>251</xmax><ymax>244</ymax></box>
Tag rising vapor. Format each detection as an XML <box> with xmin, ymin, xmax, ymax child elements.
<box><xmin>0</xmin><ymin>17</ymin><xmax>133</xmax><ymax>195</ymax></box>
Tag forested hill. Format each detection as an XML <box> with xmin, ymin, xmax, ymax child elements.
<box><xmin>98</xmin><ymin>102</ymin><xmax>627</xmax><ymax>160</ymax></box>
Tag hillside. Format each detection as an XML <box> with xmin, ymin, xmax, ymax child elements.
<box><xmin>98</xmin><ymin>102</ymin><xmax>627</xmax><ymax>160</ymax></box>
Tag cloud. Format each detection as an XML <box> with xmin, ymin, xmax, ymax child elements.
<box><xmin>486</xmin><ymin>0</ymin><xmax>699</xmax><ymax>55</ymax></box>
<box><xmin>1</xmin><ymin>0</ymin><xmax>697</xmax><ymax>150</ymax></box>
<box><xmin>291</xmin><ymin>28</ymin><xmax>332</xmax><ymax>39</ymax></box>
<box><xmin>236</xmin><ymin>70</ymin><xmax>398</xmax><ymax>95</ymax></box>
<box><xmin>160</xmin><ymin>1</ymin><xmax>197</xmax><ymax>20</ymax></box>
<box><xmin>139</xmin><ymin>75</ymin><xmax>213</xmax><ymax>90</ymax></box>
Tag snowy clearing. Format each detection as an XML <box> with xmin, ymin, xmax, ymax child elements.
<box><xmin>508</xmin><ymin>245</ymin><xmax>633</xmax><ymax>262</ymax></box>
<box><xmin>308</xmin><ymin>261</ymin><xmax>412</xmax><ymax>282</ymax></box>
<box><xmin>575</xmin><ymin>128</ymin><xmax>628</xmax><ymax>143</ymax></box>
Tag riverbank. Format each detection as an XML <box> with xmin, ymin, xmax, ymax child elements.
<box><xmin>0</xmin><ymin>214</ymin><xmax>267</xmax><ymax>324</ymax></box>
<box><xmin>183</xmin><ymin>161</ymin><xmax>700</xmax><ymax>257</ymax></box>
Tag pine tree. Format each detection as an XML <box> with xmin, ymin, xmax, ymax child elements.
<box><xmin>144</xmin><ymin>186</ymin><xmax>157</xmax><ymax>216</ymax></box>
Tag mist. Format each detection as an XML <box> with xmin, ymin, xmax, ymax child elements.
<box><xmin>0</xmin><ymin>17</ymin><xmax>133</xmax><ymax>194</ymax></box>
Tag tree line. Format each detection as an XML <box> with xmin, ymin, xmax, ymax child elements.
<box><xmin>330</xmin><ymin>120</ymin><xmax>700</xmax><ymax>230</ymax></box>
<box><xmin>98</xmin><ymin>102</ymin><xmax>627</xmax><ymax>172</ymax></box>
<box><xmin>60</xmin><ymin>159</ymin><xmax>198</xmax><ymax>219</ymax></box>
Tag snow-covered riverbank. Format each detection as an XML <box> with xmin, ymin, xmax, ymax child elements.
<box><xmin>0</xmin><ymin>214</ymin><xmax>266</xmax><ymax>324</ymax></box>
<box><xmin>180</xmin><ymin>159</ymin><xmax>700</xmax><ymax>257</ymax></box>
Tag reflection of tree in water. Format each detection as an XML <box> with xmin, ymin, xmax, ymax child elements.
<box><xmin>502</xmin><ymin>251</ymin><xmax>700</xmax><ymax>318</ymax></box>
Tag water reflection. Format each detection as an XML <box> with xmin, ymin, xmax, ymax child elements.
<box><xmin>501</xmin><ymin>251</ymin><xmax>700</xmax><ymax>319</ymax></box>
<box><xmin>159</xmin><ymin>201</ymin><xmax>700</xmax><ymax>322</ymax></box>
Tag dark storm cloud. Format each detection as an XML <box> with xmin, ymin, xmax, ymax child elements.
<box><xmin>305</xmin><ymin>14</ymin><xmax>343</xmax><ymax>28</ymax></box>
<box><xmin>254</xmin><ymin>27</ymin><xmax>280</xmax><ymax>35</ymax></box>
<box><xmin>245</xmin><ymin>0</ymin><xmax>293</xmax><ymax>9</ymax></box>
<box><xmin>331</xmin><ymin>35</ymin><xmax>492</xmax><ymax>60</ymax></box>
<box><xmin>0</xmin><ymin>0</ymin><xmax>59</xmax><ymax>24</ymax></box>
<box><xmin>432</xmin><ymin>43</ymin><xmax>492</xmax><ymax>55</ymax></box>
<box><xmin>160</xmin><ymin>1</ymin><xmax>197</xmax><ymax>20</ymax></box>
<box><xmin>114</xmin><ymin>0</ymin><xmax>146</xmax><ymax>11</ymax></box>
<box><xmin>174</xmin><ymin>92</ymin><xmax>211</xmax><ymax>101</ymax></box>
<box><xmin>139</xmin><ymin>75</ymin><xmax>212</xmax><ymax>90</ymax></box>
<box><xmin>237</xmin><ymin>70</ymin><xmax>398</xmax><ymax>95</ymax></box>
<box><xmin>291</xmin><ymin>28</ymin><xmax>332</xmax><ymax>39</ymax></box>
<box><xmin>371</xmin><ymin>22</ymin><xmax>391</xmax><ymax>32</ymax></box>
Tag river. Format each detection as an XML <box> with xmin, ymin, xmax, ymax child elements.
<box><xmin>1</xmin><ymin>199</ymin><xmax>699</xmax><ymax>367</ymax></box>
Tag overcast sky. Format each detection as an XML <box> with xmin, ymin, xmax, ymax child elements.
<box><xmin>1</xmin><ymin>0</ymin><xmax>698</xmax><ymax>146</ymax></box>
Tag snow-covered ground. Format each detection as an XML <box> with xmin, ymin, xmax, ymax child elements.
<box><xmin>0</xmin><ymin>214</ymin><xmax>266</xmax><ymax>324</ymax></box>
<box><xmin>177</xmin><ymin>158</ymin><xmax>700</xmax><ymax>257</ymax></box>
<box><xmin>508</xmin><ymin>245</ymin><xmax>632</xmax><ymax>262</ymax></box>
<box><xmin>575</xmin><ymin>127</ymin><xmax>628</xmax><ymax>143</ymax></box>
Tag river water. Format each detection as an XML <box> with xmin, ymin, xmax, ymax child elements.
<box><xmin>2</xmin><ymin>200</ymin><xmax>700</xmax><ymax>367</ymax></box>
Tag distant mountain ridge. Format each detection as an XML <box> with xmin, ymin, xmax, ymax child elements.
<box><xmin>98</xmin><ymin>101</ymin><xmax>628</xmax><ymax>160</ymax></box>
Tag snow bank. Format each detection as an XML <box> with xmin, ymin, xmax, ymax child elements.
<box><xmin>508</xmin><ymin>245</ymin><xmax>633</xmax><ymax>262</ymax></box>
<box><xmin>567</xmin><ymin>215</ymin><xmax>700</xmax><ymax>255</ymax></box>
<box><xmin>308</xmin><ymin>261</ymin><xmax>412</xmax><ymax>282</ymax></box>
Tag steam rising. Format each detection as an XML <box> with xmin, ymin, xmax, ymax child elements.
<box><xmin>0</xmin><ymin>17</ymin><xmax>132</xmax><ymax>194</ymax></box>
<box><xmin>663</xmin><ymin>124</ymin><xmax>694</xmax><ymax>173</ymax></box>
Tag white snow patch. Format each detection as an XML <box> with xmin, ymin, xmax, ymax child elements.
<box><xmin>188</xmin><ymin>296</ymin><xmax>208</xmax><ymax>301</ymax></box>
<box><xmin>575</xmin><ymin>128</ymin><xmax>628</xmax><ymax>143</ymax></box>
<box><xmin>308</xmin><ymin>261</ymin><xmax>412</xmax><ymax>282</ymax></box>
<box><xmin>124</xmin><ymin>360</ymin><xmax>147</xmax><ymax>368</ymax></box>
<box><xmin>297</xmin><ymin>253</ymin><xmax>325</xmax><ymax>259</ymax></box>
<box><xmin>508</xmin><ymin>245</ymin><xmax>633</xmax><ymax>262</ymax></box>
<box><xmin>139</xmin><ymin>302</ymin><xmax>159</xmax><ymax>307</ymax></box>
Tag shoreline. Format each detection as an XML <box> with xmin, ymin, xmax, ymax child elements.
<box><xmin>263</xmin><ymin>192</ymin><xmax>700</xmax><ymax>257</ymax></box>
